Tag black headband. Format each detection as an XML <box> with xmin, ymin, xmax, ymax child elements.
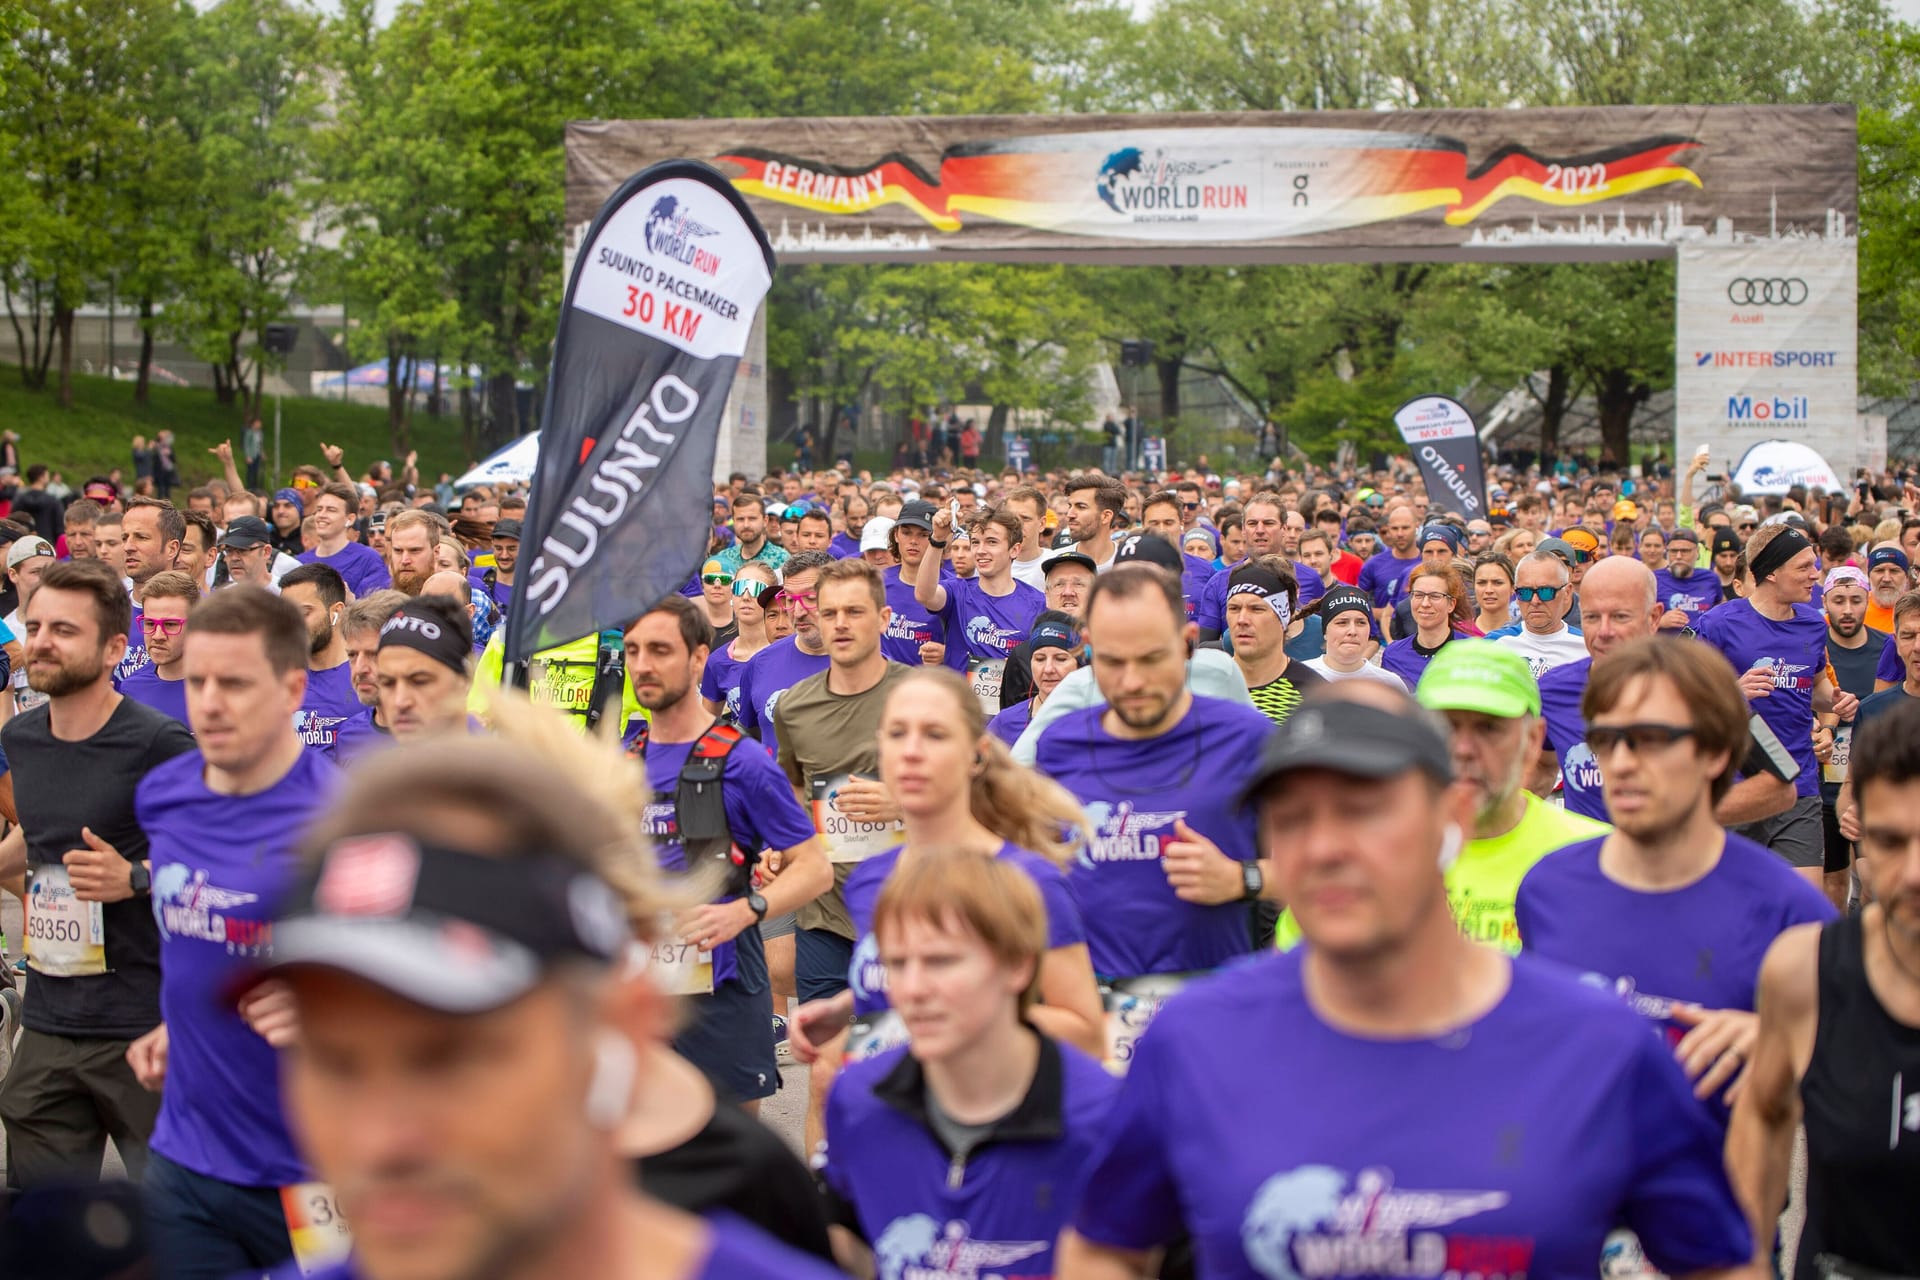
<box><xmin>1749</xmin><ymin>528</ymin><xmax>1812</xmax><ymax>582</ymax></box>
<box><xmin>378</xmin><ymin>603</ymin><xmax>470</xmax><ymax>674</ymax></box>
<box><xmin>1227</xmin><ymin>563</ymin><xmax>1293</xmax><ymax>627</ymax></box>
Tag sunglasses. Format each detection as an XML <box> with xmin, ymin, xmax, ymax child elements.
<box><xmin>1181</xmin><ymin>501</ymin><xmax>1201</xmax><ymax>510</ymax></box>
<box><xmin>701</xmin><ymin>572</ymin><xmax>734</xmax><ymax>587</ymax></box>
<box><xmin>732</xmin><ymin>579</ymin><xmax>777</xmax><ymax>606</ymax></box>
<box><xmin>1586</xmin><ymin>722</ymin><xmax>1696</xmax><ymax>757</ymax></box>
<box><xmin>1514</xmin><ymin>585</ymin><xmax>1563</xmax><ymax>602</ymax></box>
<box><xmin>140</xmin><ymin>616</ymin><xmax>187</xmax><ymax>636</ymax></box>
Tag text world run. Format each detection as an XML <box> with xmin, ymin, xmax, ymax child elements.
<box><xmin>1109</xmin><ymin>183</ymin><xmax>1249</xmax><ymax>212</ymax></box>
<box><xmin>524</xmin><ymin>374</ymin><xmax>700</xmax><ymax>615</ymax></box>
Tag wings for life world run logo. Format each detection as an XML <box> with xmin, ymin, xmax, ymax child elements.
<box><xmin>873</xmin><ymin>1214</ymin><xmax>1046</xmax><ymax>1280</ymax></box>
<box><xmin>1096</xmin><ymin>147</ymin><xmax>1246</xmax><ymax>222</ymax></box>
<box><xmin>1240</xmin><ymin>1165</ymin><xmax>1526</xmax><ymax>1280</ymax></box>
<box><xmin>642</xmin><ymin>196</ymin><xmax>723</xmax><ymax>277</ymax></box>
<box><xmin>152</xmin><ymin>864</ymin><xmax>268</xmax><ymax>956</ymax></box>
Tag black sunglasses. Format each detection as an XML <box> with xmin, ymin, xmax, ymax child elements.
<box><xmin>1586</xmin><ymin>723</ymin><xmax>1696</xmax><ymax>756</ymax></box>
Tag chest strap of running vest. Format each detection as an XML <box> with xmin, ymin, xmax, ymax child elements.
<box><xmin>670</xmin><ymin>723</ymin><xmax>752</xmax><ymax>893</ymax></box>
<box><xmin>584</xmin><ymin>630</ymin><xmax>626</xmax><ymax>732</ymax></box>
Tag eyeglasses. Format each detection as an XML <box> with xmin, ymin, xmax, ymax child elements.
<box><xmin>776</xmin><ymin>589</ymin><xmax>818</xmax><ymax>612</ymax></box>
<box><xmin>701</xmin><ymin>572</ymin><xmax>734</xmax><ymax>587</ymax></box>
<box><xmin>141</xmin><ymin>616</ymin><xmax>187</xmax><ymax>636</ymax></box>
<box><xmin>1514</xmin><ymin>585</ymin><xmax>1562</xmax><ymax>603</ymax></box>
<box><xmin>1587</xmin><ymin>723</ymin><xmax>1697</xmax><ymax>756</ymax></box>
<box><xmin>1408</xmin><ymin>590</ymin><xmax>1453</xmax><ymax>606</ymax></box>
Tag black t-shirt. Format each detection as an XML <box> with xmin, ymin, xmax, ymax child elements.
<box><xmin>10</xmin><ymin>488</ymin><xmax>63</xmax><ymax>543</ymax></box>
<box><xmin>3</xmin><ymin>695</ymin><xmax>196</xmax><ymax>1038</ymax></box>
<box><xmin>635</xmin><ymin>1102</ymin><xmax>835</xmax><ymax>1262</ymax></box>
<box><xmin>1829</xmin><ymin>628</ymin><xmax>1887</xmax><ymax>701</ymax></box>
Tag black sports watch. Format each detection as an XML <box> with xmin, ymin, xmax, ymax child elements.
<box><xmin>128</xmin><ymin>862</ymin><xmax>152</xmax><ymax>896</ymax></box>
<box><xmin>746</xmin><ymin>889</ymin><xmax>769</xmax><ymax>922</ymax></box>
<box><xmin>1241</xmin><ymin>861</ymin><xmax>1264</xmax><ymax>902</ymax></box>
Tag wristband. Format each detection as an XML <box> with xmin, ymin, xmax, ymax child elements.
<box><xmin>929</xmin><ymin>538</ymin><xmax>948</xmax><ymax>548</ymax></box>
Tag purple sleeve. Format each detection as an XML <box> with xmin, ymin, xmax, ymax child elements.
<box><xmin>700</xmin><ymin>656</ymin><xmax>724</xmax><ymax>703</ymax></box>
<box><xmin>1197</xmin><ymin>570</ymin><xmax>1226</xmax><ymax>632</ymax></box>
<box><xmin>736</xmin><ymin>660</ymin><xmax>763</xmax><ymax>736</ymax></box>
<box><xmin>1070</xmin><ymin>1005</ymin><xmax>1184</xmax><ymax>1252</ymax></box>
<box><xmin>1293</xmin><ymin>560</ymin><xmax>1325</xmax><ymax>607</ymax></box>
<box><xmin>1029</xmin><ymin>861</ymin><xmax>1087</xmax><ymax>950</ymax></box>
<box><xmin>1621</xmin><ymin>1026</ymin><xmax>1755</xmax><ymax>1272</ymax></box>
<box><xmin>726</xmin><ymin>744</ymin><xmax>817</xmax><ymax>853</ymax></box>
<box><xmin>1878</xmin><ymin>631</ymin><xmax>1901</xmax><ymax>683</ymax></box>
<box><xmin>1357</xmin><ymin>555</ymin><xmax>1388</xmax><ymax>606</ymax></box>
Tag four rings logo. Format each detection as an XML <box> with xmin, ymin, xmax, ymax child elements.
<box><xmin>1727</xmin><ymin>277</ymin><xmax>1809</xmax><ymax>306</ymax></box>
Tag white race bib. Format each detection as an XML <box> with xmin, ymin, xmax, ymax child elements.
<box><xmin>642</xmin><ymin>936</ymin><xmax>715</xmax><ymax>996</ymax></box>
<box><xmin>811</xmin><ymin>773</ymin><xmax>904</xmax><ymax>864</ymax></box>
<box><xmin>281</xmin><ymin>1182</ymin><xmax>353</xmax><ymax>1275</ymax></box>
<box><xmin>25</xmin><ymin>865</ymin><xmax>106</xmax><ymax>977</ymax></box>
<box><xmin>844</xmin><ymin>1010</ymin><xmax>909</xmax><ymax>1064</ymax></box>
<box><xmin>1823</xmin><ymin>724</ymin><xmax>1853</xmax><ymax>785</ymax></box>
<box><xmin>1100</xmin><ymin>974</ymin><xmax>1192</xmax><ymax>1075</ymax></box>
<box><xmin>966</xmin><ymin>656</ymin><xmax>1005</xmax><ymax>716</ymax></box>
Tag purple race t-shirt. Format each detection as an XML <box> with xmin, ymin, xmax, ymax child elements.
<box><xmin>1356</xmin><ymin>548</ymin><xmax>1423</xmax><ymax>608</ymax></box>
<box><xmin>880</xmin><ymin>564</ymin><xmax>960</xmax><ymax>669</ymax></box>
<box><xmin>279</xmin><ymin>1217</ymin><xmax>848</xmax><ymax>1280</ymax></box>
<box><xmin>736</xmin><ymin>637</ymin><xmax>830</xmax><ymax>760</ymax></box>
<box><xmin>1651</xmin><ymin>566</ymin><xmax>1721</xmax><ymax>624</ymax></box>
<box><xmin>637</xmin><ymin>733</ymin><xmax>815</xmax><ymax>988</ymax></box>
<box><xmin>822</xmin><ymin>1037</ymin><xmax>1118</xmax><ymax>1280</ymax></box>
<box><xmin>328</xmin><ymin>706</ymin><xmax>387</xmax><ymax>763</ymax></box>
<box><xmin>120</xmin><ymin>667</ymin><xmax>189</xmax><ymax>725</ymax></box>
<box><xmin>1695</xmin><ymin>598</ymin><xmax>1826</xmax><ymax>797</ymax></box>
<box><xmin>138</xmin><ymin>747</ymin><xmax>341</xmax><ymax>1187</ymax></box>
<box><xmin>1379</xmin><ymin>634</ymin><xmax>1457</xmax><ymax>690</ymax></box>
<box><xmin>1537</xmin><ymin>657</ymin><xmax>1607</xmax><ymax>821</ymax></box>
<box><xmin>296</xmin><ymin>540</ymin><xmax>391</xmax><ymax>598</ymax></box>
<box><xmin>1517</xmin><ymin>832</ymin><xmax>1834</xmax><ymax>1126</ymax></box>
<box><xmin>829</xmin><ymin>532</ymin><xmax>862</xmax><ymax>560</ymax></box>
<box><xmin>700</xmin><ymin>638</ymin><xmax>762</xmax><ymax>724</ymax></box>
<box><xmin>1071</xmin><ymin>951</ymin><xmax>1752</xmax><ymax>1279</ymax></box>
<box><xmin>113</xmin><ymin>606</ymin><xmax>151</xmax><ymax>686</ymax></box>
<box><xmin>1876</xmin><ymin>631</ymin><xmax>1906</xmax><ymax>684</ymax></box>
<box><xmin>1034</xmin><ymin>696</ymin><xmax>1272</xmax><ymax>978</ymax></box>
<box><xmin>295</xmin><ymin>662</ymin><xmax>362</xmax><ymax>756</ymax></box>
<box><xmin>986</xmin><ymin>698</ymin><xmax>1033</xmax><ymax>747</ymax></box>
<box><xmin>842</xmin><ymin>842</ymin><xmax>1085</xmax><ymax>1018</ymax></box>
<box><xmin>939</xmin><ymin>578</ymin><xmax>1044</xmax><ymax>662</ymax></box>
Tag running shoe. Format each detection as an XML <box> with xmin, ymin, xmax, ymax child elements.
<box><xmin>772</xmin><ymin>1013</ymin><xmax>793</xmax><ymax>1065</ymax></box>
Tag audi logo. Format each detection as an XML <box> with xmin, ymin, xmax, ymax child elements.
<box><xmin>1727</xmin><ymin>277</ymin><xmax>1809</xmax><ymax>306</ymax></box>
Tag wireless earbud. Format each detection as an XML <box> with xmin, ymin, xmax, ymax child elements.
<box><xmin>584</xmin><ymin>1030</ymin><xmax>637</xmax><ymax>1130</ymax></box>
<box><xmin>1436</xmin><ymin>823</ymin><xmax>1464</xmax><ymax>872</ymax></box>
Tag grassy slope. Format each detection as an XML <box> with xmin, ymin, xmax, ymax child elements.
<box><xmin>0</xmin><ymin>372</ymin><xmax>474</xmax><ymax>490</ymax></box>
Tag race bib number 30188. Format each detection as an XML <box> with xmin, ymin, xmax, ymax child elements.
<box><xmin>26</xmin><ymin>865</ymin><xmax>106</xmax><ymax>977</ymax></box>
<box><xmin>811</xmin><ymin>773</ymin><xmax>904</xmax><ymax>864</ymax></box>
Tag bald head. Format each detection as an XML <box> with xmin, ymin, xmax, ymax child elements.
<box><xmin>422</xmin><ymin>570</ymin><xmax>470</xmax><ymax>602</ymax></box>
<box><xmin>1578</xmin><ymin>555</ymin><xmax>1661</xmax><ymax>661</ymax></box>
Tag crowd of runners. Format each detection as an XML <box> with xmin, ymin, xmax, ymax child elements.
<box><xmin>0</xmin><ymin>441</ymin><xmax>1914</xmax><ymax>1280</ymax></box>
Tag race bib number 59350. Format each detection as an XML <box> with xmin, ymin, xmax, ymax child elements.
<box><xmin>26</xmin><ymin>865</ymin><xmax>106</xmax><ymax>977</ymax></box>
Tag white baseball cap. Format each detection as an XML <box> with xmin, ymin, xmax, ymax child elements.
<box><xmin>859</xmin><ymin>517</ymin><xmax>896</xmax><ymax>554</ymax></box>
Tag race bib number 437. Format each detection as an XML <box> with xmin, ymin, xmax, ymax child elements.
<box><xmin>26</xmin><ymin>865</ymin><xmax>106</xmax><ymax>977</ymax></box>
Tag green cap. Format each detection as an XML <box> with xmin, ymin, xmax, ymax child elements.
<box><xmin>1415</xmin><ymin>639</ymin><xmax>1540</xmax><ymax>719</ymax></box>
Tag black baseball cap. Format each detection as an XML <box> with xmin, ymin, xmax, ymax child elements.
<box><xmin>1111</xmin><ymin>532</ymin><xmax>1183</xmax><ymax>575</ymax></box>
<box><xmin>218</xmin><ymin>515</ymin><xmax>273</xmax><ymax>550</ymax></box>
<box><xmin>1044</xmin><ymin>549</ymin><xmax>1098</xmax><ymax>577</ymax></box>
<box><xmin>234</xmin><ymin>833</ymin><xmax>631</xmax><ymax>1014</ymax></box>
<box><xmin>895</xmin><ymin>499</ymin><xmax>939</xmax><ymax>531</ymax></box>
<box><xmin>491</xmin><ymin>518</ymin><xmax>523</xmax><ymax>541</ymax></box>
<box><xmin>1238</xmin><ymin>700</ymin><xmax>1453</xmax><ymax>808</ymax></box>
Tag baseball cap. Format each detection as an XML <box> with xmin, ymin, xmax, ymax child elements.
<box><xmin>859</xmin><ymin>516</ymin><xmax>896</xmax><ymax>554</ymax></box>
<box><xmin>1111</xmin><ymin>533</ymin><xmax>1184</xmax><ymax>575</ymax></box>
<box><xmin>895</xmin><ymin>499</ymin><xmax>939</xmax><ymax>532</ymax></box>
<box><xmin>1868</xmin><ymin>545</ymin><xmax>1911</xmax><ymax>573</ymax></box>
<box><xmin>6</xmin><ymin>536</ymin><xmax>53</xmax><ymax>570</ymax></box>
<box><xmin>218</xmin><ymin>516</ymin><xmax>274</xmax><ymax>549</ymax></box>
<box><xmin>234</xmin><ymin>833</ymin><xmax>631</xmax><ymax>1015</ymax></box>
<box><xmin>1665</xmin><ymin>524</ymin><xmax>1699</xmax><ymax>548</ymax></box>
<box><xmin>1415</xmin><ymin>639</ymin><xmax>1540</xmax><ymax>719</ymax></box>
<box><xmin>1043</xmin><ymin>549</ymin><xmax>1098</xmax><ymax>577</ymax></box>
<box><xmin>1534</xmin><ymin>536</ymin><xmax>1577</xmax><ymax>568</ymax></box>
<box><xmin>491</xmin><ymin>518</ymin><xmax>523</xmax><ymax>541</ymax></box>
<box><xmin>1239</xmin><ymin>699</ymin><xmax>1454</xmax><ymax>805</ymax></box>
<box><xmin>1612</xmin><ymin>499</ymin><xmax>1639</xmax><ymax>521</ymax></box>
<box><xmin>1558</xmin><ymin>529</ymin><xmax>1601</xmax><ymax>561</ymax></box>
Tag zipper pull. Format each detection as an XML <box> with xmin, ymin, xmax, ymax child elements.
<box><xmin>947</xmin><ymin>1153</ymin><xmax>966</xmax><ymax>1190</ymax></box>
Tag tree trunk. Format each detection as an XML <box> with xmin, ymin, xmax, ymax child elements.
<box><xmin>1594</xmin><ymin>367</ymin><xmax>1649</xmax><ymax>471</ymax></box>
<box><xmin>250</xmin><ymin>360</ymin><xmax>265</xmax><ymax>428</ymax></box>
<box><xmin>135</xmin><ymin>296</ymin><xmax>154</xmax><ymax>404</ymax></box>
<box><xmin>1155</xmin><ymin>356</ymin><xmax>1181</xmax><ymax>426</ymax></box>
<box><xmin>54</xmin><ymin>304</ymin><xmax>74</xmax><ymax>409</ymax></box>
<box><xmin>985</xmin><ymin>402</ymin><xmax>1009</xmax><ymax>466</ymax></box>
<box><xmin>212</xmin><ymin>361</ymin><xmax>230</xmax><ymax>404</ymax></box>
<box><xmin>486</xmin><ymin>371</ymin><xmax>519</xmax><ymax>451</ymax></box>
<box><xmin>1537</xmin><ymin>364</ymin><xmax>1571</xmax><ymax>463</ymax></box>
<box><xmin>386</xmin><ymin>342</ymin><xmax>408</xmax><ymax>455</ymax></box>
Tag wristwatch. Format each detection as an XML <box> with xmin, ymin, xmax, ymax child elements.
<box><xmin>929</xmin><ymin>538</ymin><xmax>949</xmax><ymax>548</ymax></box>
<box><xmin>1241</xmin><ymin>861</ymin><xmax>1264</xmax><ymax>902</ymax></box>
<box><xmin>746</xmin><ymin>889</ymin><xmax>769</xmax><ymax>922</ymax></box>
<box><xmin>128</xmin><ymin>863</ymin><xmax>152</xmax><ymax>896</ymax></box>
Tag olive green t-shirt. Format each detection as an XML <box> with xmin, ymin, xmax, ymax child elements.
<box><xmin>774</xmin><ymin>660</ymin><xmax>912</xmax><ymax>938</ymax></box>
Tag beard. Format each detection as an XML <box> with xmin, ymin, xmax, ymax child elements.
<box><xmin>392</xmin><ymin>567</ymin><xmax>430</xmax><ymax>597</ymax></box>
<box><xmin>310</xmin><ymin>620</ymin><xmax>335</xmax><ymax>655</ymax></box>
<box><xmin>1831</xmin><ymin>614</ymin><xmax>1863</xmax><ymax>639</ymax></box>
<box><xmin>29</xmin><ymin>650</ymin><xmax>106</xmax><ymax>697</ymax></box>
